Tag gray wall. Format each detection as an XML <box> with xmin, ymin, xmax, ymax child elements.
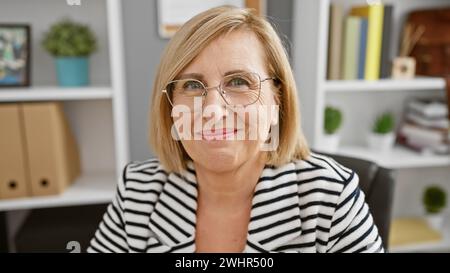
<box><xmin>0</xmin><ymin>0</ymin><xmax>110</xmax><ymax>86</ymax></box>
<box><xmin>122</xmin><ymin>0</ymin><xmax>293</xmax><ymax>161</ymax></box>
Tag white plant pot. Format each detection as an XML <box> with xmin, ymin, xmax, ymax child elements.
<box><xmin>367</xmin><ymin>132</ymin><xmax>395</xmax><ymax>153</ymax></box>
<box><xmin>321</xmin><ymin>134</ymin><xmax>340</xmax><ymax>153</ymax></box>
<box><xmin>425</xmin><ymin>213</ymin><xmax>445</xmax><ymax>231</ymax></box>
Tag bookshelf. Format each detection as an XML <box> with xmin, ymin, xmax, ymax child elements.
<box><xmin>0</xmin><ymin>86</ymin><xmax>113</xmax><ymax>101</ymax></box>
<box><xmin>325</xmin><ymin>77</ymin><xmax>446</xmax><ymax>93</ymax></box>
<box><xmin>0</xmin><ymin>171</ymin><xmax>116</xmax><ymax>211</ymax></box>
<box><xmin>0</xmin><ymin>0</ymin><xmax>129</xmax><ymax>251</ymax></box>
<box><xmin>293</xmin><ymin>0</ymin><xmax>450</xmax><ymax>252</ymax></box>
<box><xmin>337</xmin><ymin>145</ymin><xmax>450</xmax><ymax>169</ymax></box>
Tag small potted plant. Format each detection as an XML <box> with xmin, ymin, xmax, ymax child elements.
<box><xmin>42</xmin><ymin>19</ymin><xmax>97</xmax><ymax>86</ymax></box>
<box><xmin>322</xmin><ymin>106</ymin><xmax>343</xmax><ymax>152</ymax></box>
<box><xmin>367</xmin><ymin>112</ymin><xmax>395</xmax><ymax>153</ymax></box>
<box><xmin>423</xmin><ymin>185</ymin><xmax>447</xmax><ymax>231</ymax></box>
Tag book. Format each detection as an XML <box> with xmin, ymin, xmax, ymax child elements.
<box><xmin>379</xmin><ymin>5</ymin><xmax>393</xmax><ymax>78</ymax></box>
<box><xmin>342</xmin><ymin>16</ymin><xmax>361</xmax><ymax>80</ymax></box>
<box><xmin>350</xmin><ymin>3</ymin><xmax>384</xmax><ymax>80</ymax></box>
<box><xmin>400</xmin><ymin>121</ymin><xmax>448</xmax><ymax>143</ymax></box>
<box><xmin>407</xmin><ymin>139</ymin><xmax>449</xmax><ymax>154</ymax></box>
<box><xmin>398</xmin><ymin>132</ymin><xmax>449</xmax><ymax>155</ymax></box>
<box><xmin>357</xmin><ymin>18</ymin><xmax>368</xmax><ymax>79</ymax></box>
<box><xmin>406</xmin><ymin>111</ymin><xmax>449</xmax><ymax>130</ymax></box>
<box><xmin>327</xmin><ymin>4</ymin><xmax>343</xmax><ymax>80</ymax></box>
<box><xmin>398</xmin><ymin>96</ymin><xmax>450</xmax><ymax>155</ymax></box>
<box><xmin>408</xmin><ymin>97</ymin><xmax>448</xmax><ymax>118</ymax></box>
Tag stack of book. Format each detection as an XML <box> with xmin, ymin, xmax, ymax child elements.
<box><xmin>327</xmin><ymin>3</ymin><xmax>393</xmax><ymax>80</ymax></box>
<box><xmin>397</xmin><ymin>97</ymin><xmax>450</xmax><ymax>155</ymax></box>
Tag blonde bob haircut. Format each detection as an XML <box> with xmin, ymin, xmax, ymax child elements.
<box><xmin>149</xmin><ymin>5</ymin><xmax>310</xmax><ymax>174</ymax></box>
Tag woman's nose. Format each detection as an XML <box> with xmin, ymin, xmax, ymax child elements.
<box><xmin>202</xmin><ymin>86</ymin><xmax>228</xmax><ymax>118</ymax></box>
<box><xmin>203</xmin><ymin>86</ymin><xmax>226</xmax><ymax>106</ymax></box>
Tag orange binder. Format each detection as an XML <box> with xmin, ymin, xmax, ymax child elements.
<box><xmin>21</xmin><ymin>102</ymin><xmax>81</xmax><ymax>196</ymax></box>
<box><xmin>0</xmin><ymin>103</ymin><xmax>30</xmax><ymax>199</ymax></box>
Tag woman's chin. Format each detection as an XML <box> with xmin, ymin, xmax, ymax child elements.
<box><xmin>194</xmin><ymin>149</ymin><xmax>242</xmax><ymax>173</ymax></box>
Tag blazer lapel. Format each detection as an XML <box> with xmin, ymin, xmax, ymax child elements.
<box><xmin>148</xmin><ymin>169</ymin><xmax>198</xmax><ymax>252</ymax></box>
<box><xmin>244</xmin><ymin>163</ymin><xmax>302</xmax><ymax>253</ymax></box>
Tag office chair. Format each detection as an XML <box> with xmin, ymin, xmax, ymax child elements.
<box><xmin>14</xmin><ymin>204</ymin><xmax>107</xmax><ymax>253</ymax></box>
<box><xmin>313</xmin><ymin>150</ymin><xmax>395</xmax><ymax>251</ymax></box>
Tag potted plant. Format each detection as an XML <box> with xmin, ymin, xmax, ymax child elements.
<box><xmin>423</xmin><ymin>185</ymin><xmax>447</xmax><ymax>231</ymax></box>
<box><xmin>367</xmin><ymin>112</ymin><xmax>395</xmax><ymax>152</ymax></box>
<box><xmin>42</xmin><ymin>19</ymin><xmax>97</xmax><ymax>86</ymax></box>
<box><xmin>322</xmin><ymin>106</ymin><xmax>343</xmax><ymax>152</ymax></box>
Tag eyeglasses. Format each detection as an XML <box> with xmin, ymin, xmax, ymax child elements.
<box><xmin>162</xmin><ymin>72</ymin><xmax>276</xmax><ymax>109</ymax></box>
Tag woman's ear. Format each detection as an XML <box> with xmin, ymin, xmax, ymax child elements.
<box><xmin>270</xmin><ymin>103</ymin><xmax>279</xmax><ymax>126</ymax></box>
<box><xmin>270</xmin><ymin>82</ymin><xmax>281</xmax><ymax>126</ymax></box>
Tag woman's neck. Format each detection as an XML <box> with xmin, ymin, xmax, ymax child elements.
<box><xmin>194</xmin><ymin>153</ymin><xmax>266</xmax><ymax>215</ymax></box>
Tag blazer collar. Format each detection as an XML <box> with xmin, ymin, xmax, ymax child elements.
<box><xmin>148</xmin><ymin>161</ymin><xmax>302</xmax><ymax>253</ymax></box>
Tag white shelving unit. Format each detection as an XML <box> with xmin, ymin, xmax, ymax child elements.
<box><xmin>293</xmin><ymin>0</ymin><xmax>450</xmax><ymax>162</ymax></box>
<box><xmin>293</xmin><ymin>0</ymin><xmax>450</xmax><ymax>253</ymax></box>
<box><xmin>338</xmin><ymin>145</ymin><xmax>450</xmax><ymax>169</ymax></box>
<box><xmin>325</xmin><ymin>77</ymin><xmax>446</xmax><ymax>93</ymax></box>
<box><xmin>0</xmin><ymin>0</ymin><xmax>129</xmax><ymax>212</ymax></box>
<box><xmin>0</xmin><ymin>171</ymin><xmax>116</xmax><ymax>211</ymax></box>
<box><xmin>0</xmin><ymin>87</ymin><xmax>113</xmax><ymax>102</ymax></box>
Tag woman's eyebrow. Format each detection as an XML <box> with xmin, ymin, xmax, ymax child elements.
<box><xmin>224</xmin><ymin>69</ymin><xmax>251</xmax><ymax>76</ymax></box>
<box><xmin>176</xmin><ymin>69</ymin><xmax>252</xmax><ymax>81</ymax></box>
<box><xmin>176</xmin><ymin>73</ymin><xmax>204</xmax><ymax>80</ymax></box>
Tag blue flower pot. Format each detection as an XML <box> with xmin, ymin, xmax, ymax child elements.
<box><xmin>55</xmin><ymin>57</ymin><xmax>89</xmax><ymax>87</ymax></box>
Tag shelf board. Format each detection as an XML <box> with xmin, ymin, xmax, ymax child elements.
<box><xmin>324</xmin><ymin>77</ymin><xmax>446</xmax><ymax>93</ymax></box>
<box><xmin>0</xmin><ymin>86</ymin><xmax>113</xmax><ymax>102</ymax></box>
<box><xmin>0</xmin><ymin>170</ymin><xmax>116</xmax><ymax>211</ymax></box>
<box><xmin>389</xmin><ymin>219</ymin><xmax>450</xmax><ymax>253</ymax></box>
<box><xmin>390</xmin><ymin>236</ymin><xmax>450</xmax><ymax>253</ymax></box>
<box><xmin>332</xmin><ymin>145</ymin><xmax>450</xmax><ymax>169</ymax></box>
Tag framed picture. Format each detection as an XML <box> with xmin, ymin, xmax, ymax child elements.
<box><xmin>0</xmin><ymin>24</ymin><xmax>31</xmax><ymax>87</ymax></box>
<box><xmin>157</xmin><ymin>0</ymin><xmax>265</xmax><ymax>38</ymax></box>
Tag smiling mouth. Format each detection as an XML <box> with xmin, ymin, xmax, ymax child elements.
<box><xmin>198</xmin><ymin>128</ymin><xmax>239</xmax><ymax>141</ymax></box>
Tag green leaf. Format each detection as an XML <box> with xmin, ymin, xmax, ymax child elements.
<box><xmin>324</xmin><ymin>106</ymin><xmax>343</xmax><ymax>134</ymax></box>
<box><xmin>423</xmin><ymin>186</ymin><xmax>447</xmax><ymax>214</ymax></box>
<box><xmin>373</xmin><ymin>112</ymin><xmax>395</xmax><ymax>134</ymax></box>
<box><xmin>42</xmin><ymin>19</ymin><xmax>98</xmax><ymax>57</ymax></box>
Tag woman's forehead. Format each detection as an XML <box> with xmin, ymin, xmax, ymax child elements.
<box><xmin>181</xmin><ymin>30</ymin><xmax>267</xmax><ymax>77</ymax></box>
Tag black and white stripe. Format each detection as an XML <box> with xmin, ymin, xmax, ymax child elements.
<box><xmin>88</xmin><ymin>153</ymin><xmax>384</xmax><ymax>253</ymax></box>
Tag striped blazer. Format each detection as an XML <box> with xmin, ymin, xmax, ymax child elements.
<box><xmin>88</xmin><ymin>152</ymin><xmax>384</xmax><ymax>253</ymax></box>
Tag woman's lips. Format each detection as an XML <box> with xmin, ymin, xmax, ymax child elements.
<box><xmin>198</xmin><ymin>128</ymin><xmax>238</xmax><ymax>141</ymax></box>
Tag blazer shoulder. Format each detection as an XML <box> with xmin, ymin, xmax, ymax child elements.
<box><xmin>293</xmin><ymin>152</ymin><xmax>360</xmax><ymax>199</ymax></box>
<box><xmin>120</xmin><ymin>158</ymin><xmax>168</xmax><ymax>193</ymax></box>
<box><xmin>296</xmin><ymin>152</ymin><xmax>356</xmax><ymax>182</ymax></box>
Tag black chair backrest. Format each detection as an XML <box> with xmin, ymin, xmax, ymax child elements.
<box><xmin>313</xmin><ymin>151</ymin><xmax>395</xmax><ymax>250</ymax></box>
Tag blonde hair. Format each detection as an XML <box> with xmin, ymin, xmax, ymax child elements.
<box><xmin>149</xmin><ymin>5</ymin><xmax>310</xmax><ymax>173</ymax></box>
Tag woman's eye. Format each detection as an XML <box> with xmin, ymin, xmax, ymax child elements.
<box><xmin>227</xmin><ymin>77</ymin><xmax>249</xmax><ymax>87</ymax></box>
<box><xmin>183</xmin><ymin>81</ymin><xmax>203</xmax><ymax>90</ymax></box>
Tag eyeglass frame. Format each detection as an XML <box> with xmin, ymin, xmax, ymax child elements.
<box><xmin>161</xmin><ymin>71</ymin><xmax>277</xmax><ymax>107</ymax></box>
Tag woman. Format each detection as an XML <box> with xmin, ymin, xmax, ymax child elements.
<box><xmin>88</xmin><ymin>6</ymin><xmax>383</xmax><ymax>253</ymax></box>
